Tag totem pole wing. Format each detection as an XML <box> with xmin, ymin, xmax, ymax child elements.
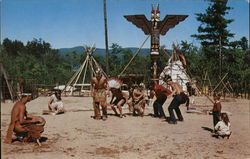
<box><xmin>159</xmin><ymin>15</ymin><xmax>188</xmax><ymax>35</ymax></box>
<box><xmin>124</xmin><ymin>15</ymin><xmax>151</xmax><ymax>35</ymax></box>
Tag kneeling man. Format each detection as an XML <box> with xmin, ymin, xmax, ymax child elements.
<box><xmin>4</xmin><ymin>93</ymin><xmax>46</xmax><ymax>144</ymax></box>
<box><xmin>131</xmin><ymin>86</ymin><xmax>145</xmax><ymax>116</ymax></box>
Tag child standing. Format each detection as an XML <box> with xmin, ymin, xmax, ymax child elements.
<box><xmin>212</xmin><ymin>93</ymin><xmax>222</xmax><ymax>128</ymax></box>
<box><xmin>214</xmin><ymin>113</ymin><xmax>232</xmax><ymax>137</ymax></box>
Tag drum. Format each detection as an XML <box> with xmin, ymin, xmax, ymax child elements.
<box><xmin>32</xmin><ymin>116</ymin><xmax>46</xmax><ymax>126</ymax></box>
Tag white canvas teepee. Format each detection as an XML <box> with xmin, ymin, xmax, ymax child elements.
<box><xmin>159</xmin><ymin>46</ymin><xmax>190</xmax><ymax>92</ymax></box>
<box><xmin>63</xmin><ymin>45</ymin><xmax>107</xmax><ymax>95</ymax></box>
<box><xmin>160</xmin><ymin>59</ymin><xmax>189</xmax><ymax>91</ymax></box>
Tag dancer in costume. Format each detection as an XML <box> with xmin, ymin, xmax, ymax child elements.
<box><xmin>91</xmin><ymin>69</ymin><xmax>108</xmax><ymax>120</ymax></box>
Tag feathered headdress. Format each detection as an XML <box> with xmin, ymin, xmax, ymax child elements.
<box><xmin>107</xmin><ymin>78</ymin><xmax>123</xmax><ymax>89</ymax></box>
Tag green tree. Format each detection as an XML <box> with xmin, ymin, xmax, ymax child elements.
<box><xmin>192</xmin><ymin>0</ymin><xmax>234</xmax><ymax>47</ymax></box>
<box><xmin>26</xmin><ymin>38</ymin><xmax>51</xmax><ymax>58</ymax></box>
<box><xmin>2</xmin><ymin>38</ymin><xmax>25</xmax><ymax>56</ymax></box>
<box><xmin>1</xmin><ymin>38</ymin><xmax>74</xmax><ymax>86</ymax></box>
<box><xmin>192</xmin><ymin>0</ymin><xmax>235</xmax><ymax>80</ymax></box>
<box><xmin>230</xmin><ymin>37</ymin><xmax>249</xmax><ymax>50</ymax></box>
<box><xmin>109</xmin><ymin>43</ymin><xmax>123</xmax><ymax>77</ymax></box>
<box><xmin>64</xmin><ymin>51</ymin><xmax>81</xmax><ymax>69</ymax></box>
<box><xmin>179</xmin><ymin>41</ymin><xmax>204</xmax><ymax>81</ymax></box>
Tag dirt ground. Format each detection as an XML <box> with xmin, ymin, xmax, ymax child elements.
<box><xmin>1</xmin><ymin>96</ymin><xmax>250</xmax><ymax>159</ymax></box>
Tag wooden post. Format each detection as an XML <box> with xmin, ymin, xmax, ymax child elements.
<box><xmin>0</xmin><ymin>61</ymin><xmax>2</xmax><ymax>102</ymax></box>
<box><xmin>219</xmin><ymin>36</ymin><xmax>222</xmax><ymax>78</ymax></box>
<box><xmin>244</xmin><ymin>82</ymin><xmax>247</xmax><ymax>99</ymax></box>
<box><xmin>103</xmin><ymin>0</ymin><xmax>109</xmax><ymax>74</ymax></box>
<box><xmin>240</xmin><ymin>83</ymin><xmax>242</xmax><ymax>98</ymax></box>
<box><xmin>248</xmin><ymin>83</ymin><xmax>250</xmax><ymax>99</ymax></box>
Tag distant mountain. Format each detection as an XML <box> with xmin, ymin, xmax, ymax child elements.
<box><xmin>124</xmin><ymin>47</ymin><xmax>150</xmax><ymax>56</ymax></box>
<box><xmin>59</xmin><ymin>46</ymin><xmax>152</xmax><ymax>57</ymax></box>
<box><xmin>59</xmin><ymin>46</ymin><xmax>84</xmax><ymax>55</ymax></box>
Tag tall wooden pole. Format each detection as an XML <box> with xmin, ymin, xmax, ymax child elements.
<box><xmin>103</xmin><ymin>0</ymin><xmax>109</xmax><ymax>75</ymax></box>
<box><xmin>0</xmin><ymin>0</ymin><xmax>3</xmax><ymax>103</ymax></box>
<box><xmin>219</xmin><ymin>36</ymin><xmax>222</xmax><ymax>78</ymax></box>
<box><xmin>149</xmin><ymin>4</ymin><xmax>160</xmax><ymax>80</ymax></box>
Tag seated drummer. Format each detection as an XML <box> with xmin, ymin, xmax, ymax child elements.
<box><xmin>4</xmin><ymin>91</ymin><xmax>46</xmax><ymax>144</ymax></box>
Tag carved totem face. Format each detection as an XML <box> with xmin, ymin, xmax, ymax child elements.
<box><xmin>151</xmin><ymin>4</ymin><xmax>160</xmax><ymax>22</ymax></box>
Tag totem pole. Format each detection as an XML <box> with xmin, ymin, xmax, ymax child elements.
<box><xmin>124</xmin><ymin>4</ymin><xmax>188</xmax><ymax>80</ymax></box>
<box><xmin>150</xmin><ymin>4</ymin><xmax>160</xmax><ymax>79</ymax></box>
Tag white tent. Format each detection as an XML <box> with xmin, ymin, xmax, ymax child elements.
<box><xmin>160</xmin><ymin>59</ymin><xmax>189</xmax><ymax>91</ymax></box>
<box><xmin>159</xmin><ymin>45</ymin><xmax>192</xmax><ymax>92</ymax></box>
<box><xmin>54</xmin><ymin>85</ymin><xmax>76</xmax><ymax>92</ymax></box>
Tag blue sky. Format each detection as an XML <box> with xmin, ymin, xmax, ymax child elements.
<box><xmin>1</xmin><ymin>0</ymin><xmax>249</xmax><ymax>49</ymax></box>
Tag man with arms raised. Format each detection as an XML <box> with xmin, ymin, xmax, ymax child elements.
<box><xmin>4</xmin><ymin>92</ymin><xmax>46</xmax><ymax>144</ymax></box>
<box><xmin>91</xmin><ymin>69</ymin><xmax>108</xmax><ymax>120</ymax></box>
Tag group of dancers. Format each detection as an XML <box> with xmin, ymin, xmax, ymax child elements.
<box><xmin>4</xmin><ymin>69</ymin><xmax>231</xmax><ymax>145</ymax></box>
<box><xmin>91</xmin><ymin>69</ymin><xmax>188</xmax><ymax>124</ymax></box>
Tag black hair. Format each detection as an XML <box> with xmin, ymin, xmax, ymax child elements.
<box><xmin>221</xmin><ymin>113</ymin><xmax>230</xmax><ymax>126</ymax></box>
<box><xmin>213</xmin><ymin>93</ymin><xmax>221</xmax><ymax>100</ymax></box>
<box><xmin>164</xmin><ymin>75</ymin><xmax>172</xmax><ymax>82</ymax></box>
<box><xmin>21</xmin><ymin>87</ymin><xmax>33</xmax><ymax>98</ymax></box>
<box><xmin>55</xmin><ymin>90</ymin><xmax>62</xmax><ymax>100</ymax></box>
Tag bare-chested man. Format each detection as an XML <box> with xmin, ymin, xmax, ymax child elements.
<box><xmin>131</xmin><ymin>86</ymin><xmax>145</xmax><ymax>116</ymax></box>
<box><xmin>4</xmin><ymin>93</ymin><xmax>46</xmax><ymax>144</ymax></box>
<box><xmin>165</xmin><ymin>75</ymin><xmax>188</xmax><ymax>124</ymax></box>
<box><xmin>91</xmin><ymin>69</ymin><xmax>108</xmax><ymax>120</ymax></box>
<box><xmin>110</xmin><ymin>88</ymin><xmax>128</xmax><ymax>118</ymax></box>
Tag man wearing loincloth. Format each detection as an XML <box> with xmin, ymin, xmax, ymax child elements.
<box><xmin>110</xmin><ymin>88</ymin><xmax>128</xmax><ymax>118</ymax></box>
<box><xmin>131</xmin><ymin>86</ymin><xmax>145</xmax><ymax>116</ymax></box>
<box><xmin>165</xmin><ymin>75</ymin><xmax>188</xmax><ymax>124</ymax></box>
<box><xmin>91</xmin><ymin>69</ymin><xmax>108</xmax><ymax>120</ymax></box>
<box><xmin>4</xmin><ymin>93</ymin><xmax>46</xmax><ymax>144</ymax></box>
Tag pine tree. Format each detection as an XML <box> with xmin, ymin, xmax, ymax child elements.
<box><xmin>192</xmin><ymin>0</ymin><xmax>234</xmax><ymax>47</ymax></box>
<box><xmin>192</xmin><ymin>0</ymin><xmax>235</xmax><ymax>79</ymax></box>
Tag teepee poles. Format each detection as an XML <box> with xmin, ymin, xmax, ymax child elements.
<box><xmin>81</xmin><ymin>57</ymin><xmax>89</xmax><ymax>91</ymax></box>
<box><xmin>63</xmin><ymin>45</ymin><xmax>106</xmax><ymax>95</ymax></box>
<box><xmin>92</xmin><ymin>57</ymin><xmax>108</xmax><ymax>78</ymax></box>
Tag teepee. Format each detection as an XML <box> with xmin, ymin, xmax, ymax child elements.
<box><xmin>159</xmin><ymin>45</ymin><xmax>192</xmax><ymax>92</ymax></box>
<box><xmin>63</xmin><ymin>45</ymin><xmax>107</xmax><ymax>95</ymax></box>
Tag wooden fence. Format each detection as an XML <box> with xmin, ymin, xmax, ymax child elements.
<box><xmin>200</xmin><ymin>82</ymin><xmax>250</xmax><ymax>99</ymax></box>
